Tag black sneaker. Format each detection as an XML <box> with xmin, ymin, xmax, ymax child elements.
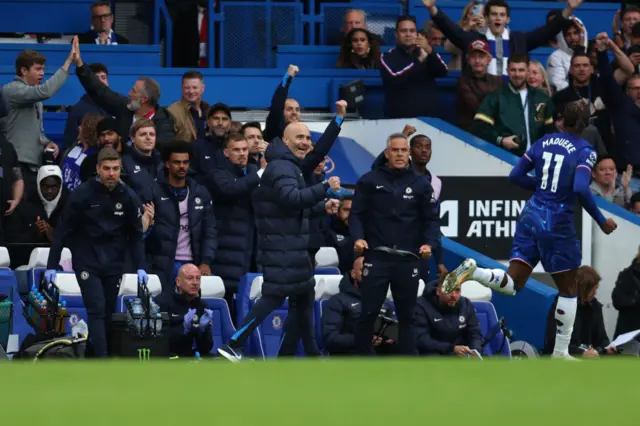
<box><xmin>217</xmin><ymin>344</ymin><xmax>243</xmax><ymax>363</ymax></box>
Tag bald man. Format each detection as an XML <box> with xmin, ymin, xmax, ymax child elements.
<box><xmin>157</xmin><ymin>263</ymin><xmax>214</xmax><ymax>357</ymax></box>
<box><xmin>217</xmin><ymin>119</ymin><xmax>344</xmax><ymax>362</ymax></box>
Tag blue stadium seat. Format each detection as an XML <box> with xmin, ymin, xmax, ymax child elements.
<box><xmin>472</xmin><ymin>301</ymin><xmax>511</xmax><ymax>357</ymax></box>
<box><xmin>315</xmin><ymin>267</ymin><xmax>341</xmax><ymax>275</ymax></box>
<box><xmin>236</xmin><ymin>272</ymin><xmax>262</xmax><ymax>326</ymax></box>
<box><xmin>199</xmin><ymin>276</ymin><xmax>236</xmax><ymax>355</ymax></box>
<box><xmin>314</xmin><ymin>274</ymin><xmax>342</xmax><ymax>353</ymax></box>
<box><xmin>0</xmin><ymin>247</ymin><xmax>31</xmax><ymax>346</ymax></box>
<box><xmin>24</xmin><ymin>248</ymin><xmax>72</xmax><ymax>290</ymax></box>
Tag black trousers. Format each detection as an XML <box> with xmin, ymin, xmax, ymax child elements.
<box><xmin>354</xmin><ymin>252</ymin><xmax>420</xmax><ymax>355</ymax></box>
<box><xmin>76</xmin><ymin>270</ymin><xmax>121</xmax><ymax>358</ymax></box>
<box><xmin>229</xmin><ymin>287</ymin><xmax>319</xmax><ymax>356</ymax></box>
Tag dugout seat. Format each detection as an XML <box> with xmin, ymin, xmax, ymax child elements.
<box><xmin>461</xmin><ymin>280</ymin><xmax>492</xmax><ymax>302</ymax></box>
<box><xmin>199</xmin><ymin>276</ymin><xmax>236</xmax><ymax>355</ymax></box>
<box><xmin>117</xmin><ymin>273</ymin><xmax>163</xmax><ymax>313</ymax></box>
<box><xmin>16</xmin><ymin>247</ymin><xmax>72</xmax><ymax>271</ymax></box>
<box><xmin>314</xmin><ymin>274</ymin><xmax>342</xmax><ymax>353</ymax></box>
<box><xmin>315</xmin><ymin>247</ymin><xmax>339</xmax><ymax>268</ymax></box>
<box><xmin>472</xmin><ymin>301</ymin><xmax>511</xmax><ymax>357</ymax></box>
<box><xmin>0</xmin><ymin>248</ymin><xmax>31</xmax><ymax>346</ymax></box>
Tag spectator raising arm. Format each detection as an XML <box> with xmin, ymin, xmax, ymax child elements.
<box><xmin>300</xmin><ymin>100</ymin><xmax>347</xmax><ymax>175</ymax></box>
<box><xmin>3</xmin><ymin>38</ymin><xmax>75</xmax><ymax>105</ymax></box>
<box><xmin>264</xmin><ymin>65</ymin><xmax>298</xmax><ymax>143</ymax></box>
<box><xmin>73</xmin><ymin>37</ymin><xmax>128</xmax><ymax>117</ymax></box>
<box><xmin>523</xmin><ymin>0</ymin><xmax>584</xmax><ymax>51</ymax></box>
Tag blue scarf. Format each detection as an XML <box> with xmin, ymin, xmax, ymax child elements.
<box><xmin>90</xmin><ymin>29</ymin><xmax>118</xmax><ymax>45</ymax></box>
<box><xmin>62</xmin><ymin>143</ymin><xmax>97</xmax><ymax>191</ymax></box>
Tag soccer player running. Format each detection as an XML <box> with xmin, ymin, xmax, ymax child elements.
<box><xmin>448</xmin><ymin>100</ymin><xmax>617</xmax><ymax>359</ymax></box>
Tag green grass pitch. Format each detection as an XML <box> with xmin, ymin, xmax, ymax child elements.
<box><xmin>1</xmin><ymin>359</ymin><xmax>637</xmax><ymax>425</ymax></box>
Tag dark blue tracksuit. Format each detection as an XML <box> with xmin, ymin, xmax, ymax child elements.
<box><xmin>350</xmin><ymin>162</ymin><xmax>440</xmax><ymax>355</ymax></box>
<box><xmin>322</xmin><ymin>274</ymin><xmax>396</xmax><ymax>355</ymax></box>
<box><xmin>121</xmin><ymin>148</ymin><xmax>164</xmax><ymax>203</ymax></box>
<box><xmin>322</xmin><ymin>215</ymin><xmax>354</xmax><ymax>275</ymax></box>
<box><xmin>146</xmin><ymin>174</ymin><xmax>217</xmax><ymax>293</ymax></box>
<box><xmin>190</xmin><ymin>134</ymin><xmax>226</xmax><ymax>183</ymax></box>
<box><xmin>47</xmin><ymin>179</ymin><xmax>145</xmax><ymax>357</ymax></box>
<box><xmin>413</xmin><ymin>280</ymin><xmax>482</xmax><ymax>355</ymax></box>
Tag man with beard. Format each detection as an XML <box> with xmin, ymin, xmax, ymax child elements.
<box><xmin>45</xmin><ymin>148</ymin><xmax>148</xmax><ymax>358</ymax></box>
<box><xmin>80</xmin><ymin>117</ymin><xmax>123</xmax><ymax>182</ymax></box>
<box><xmin>472</xmin><ymin>53</ymin><xmax>554</xmax><ymax>157</ymax></box>
<box><xmin>241</xmin><ymin>122</ymin><xmax>269</xmax><ymax>168</ymax></box>
<box><xmin>413</xmin><ymin>268</ymin><xmax>482</xmax><ymax>356</ymax></box>
<box><xmin>190</xmin><ymin>102</ymin><xmax>231</xmax><ymax>182</ymax></box>
<box><xmin>147</xmin><ymin>140</ymin><xmax>216</xmax><ymax>293</ymax></box>
<box><xmin>72</xmin><ymin>37</ymin><xmax>175</xmax><ymax>149</ymax></box>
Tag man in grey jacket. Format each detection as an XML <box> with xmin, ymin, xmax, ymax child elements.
<box><xmin>1</xmin><ymin>38</ymin><xmax>76</xmax><ymax>196</ymax></box>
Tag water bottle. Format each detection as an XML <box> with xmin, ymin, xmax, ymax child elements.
<box><xmin>131</xmin><ymin>298</ymin><xmax>144</xmax><ymax>332</ymax></box>
<box><xmin>155</xmin><ymin>312</ymin><xmax>163</xmax><ymax>334</ymax></box>
<box><xmin>57</xmin><ymin>301</ymin><xmax>68</xmax><ymax>334</ymax></box>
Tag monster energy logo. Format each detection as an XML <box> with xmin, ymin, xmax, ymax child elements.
<box><xmin>137</xmin><ymin>348</ymin><xmax>151</xmax><ymax>361</ymax></box>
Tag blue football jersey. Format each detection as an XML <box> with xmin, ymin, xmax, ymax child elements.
<box><xmin>525</xmin><ymin>132</ymin><xmax>597</xmax><ymax>210</ymax></box>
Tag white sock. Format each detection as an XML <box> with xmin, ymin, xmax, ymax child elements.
<box><xmin>553</xmin><ymin>296</ymin><xmax>577</xmax><ymax>356</ymax></box>
<box><xmin>472</xmin><ymin>268</ymin><xmax>515</xmax><ymax>294</ymax></box>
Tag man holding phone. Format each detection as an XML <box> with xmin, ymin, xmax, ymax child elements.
<box><xmin>413</xmin><ymin>264</ymin><xmax>483</xmax><ymax>357</ymax></box>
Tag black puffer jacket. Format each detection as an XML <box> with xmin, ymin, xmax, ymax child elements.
<box><xmin>252</xmin><ymin>138</ymin><xmax>329</xmax><ymax>296</ymax></box>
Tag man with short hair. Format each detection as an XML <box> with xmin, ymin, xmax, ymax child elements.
<box><xmin>147</xmin><ymin>140</ymin><xmax>216</xmax><ymax>293</ymax></box>
<box><xmin>217</xmin><ymin>119</ymin><xmax>344</xmax><ymax>362</ymax></box>
<box><xmin>423</xmin><ymin>0</ymin><xmax>582</xmax><ymax>76</ymax></box>
<box><xmin>207</xmin><ymin>133</ymin><xmax>262</xmax><ymax>314</ymax></box>
<box><xmin>472</xmin><ymin>53</ymin><xmax>555</xmax><ymax>157</ymax></box>
<box><xmin>78</xmin><ymin>0</ymin><xmax>129</xmax><ymax>45</ymax></box>
<box><xmin>168</xmin><ymin>70</ymin><xmax>210</xmax><ymax>142</ymax></box>
<box><xmin>380</xmin><ymin>15</ymin><xmax>448</xmax><ymax>119</ymax></box>
<box><xmin>328</xmin><ymin>9</ymin><xmax>385</xmax><ymax>46</ymax></box>
<box><xmin>190</xmin><ymin>102</ymin><xmax>232</xmax><ymax>180</ymax></box>
<box><xmin>2</xmin><ymin>43</ymin><xmax>75</xmax><ymax>195</ymax></box>
<box><xmin>409</xmin><ymin>134</ymin><xmax>447</xmax><ymax>280</ymax></box>
<box><xmin>157</xmin><ymin>263</ymin><xmax>214</xmax><ymax>358</ymax></box>
<box><xmin>350</xmin><ymin>132</ymin><xmax>441</xmax><ymax>355</ymax></box>
<box><xmin>73</xmin><ymin>37</ymin><xmax>175</xmax><ymax>149</ymax></box>
<box><xmin>455</xmin><ymin>38</ymin><xmax>503</xmax><ymax>131</ymax></box>
<box><xmin>413</xmin><ymin>269</ymin><xmax>482</xmax><ymax>356</ymax></box>
<box><xmin>63</xmin><ymin>63</ymin><xmax>108</xmax><ymax>149</ymax></box>
<box><xmin>614</xmin><ymin>6</ymin><xmax>640</xmax><ymax>50</ymax></box>
<box><xmin>589</xmin><ymin>155</ymin><xmax>632</xmax><ymax>208</ymax></box>
<box><xmin>45</xmin><ymin>148</ymin><xmax>148</xmax><ymax>358</ymax></box>
<box><xmin>121</xmin><ymin>119</ymin><xmax>163</xmax><ymax>202</ymax></box>
<box><xmin>241</xmin><ymin>122</ymin><xmax>268</xmax><ymax>167</ymax></box>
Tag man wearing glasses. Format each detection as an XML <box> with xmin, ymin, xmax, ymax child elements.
<box><xmin>79</xmin><ymin>1</ymin><xmax>129</xmax><ymax>45</ymax></box>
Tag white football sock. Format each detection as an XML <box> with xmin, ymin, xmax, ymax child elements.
<box><xmin>471</xmin><ymin>268</ymin><xmax>516</xmax><ymax>295</ymax></box>
<box><xmin>553</xmin><ymin>296</ymin><xmax>577</xmax><ymax>357</ymax></box>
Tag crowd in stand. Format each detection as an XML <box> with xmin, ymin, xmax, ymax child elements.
<box><xmin>0</xmin><ymin>0</ymin><xmax>639</xmax><ymax>358</ymax></box>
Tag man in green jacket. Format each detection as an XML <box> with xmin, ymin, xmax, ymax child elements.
<box><xmin>472</xmin><ymin>53</ymin><xmax>555</xmax><ymax>157</ymax></box>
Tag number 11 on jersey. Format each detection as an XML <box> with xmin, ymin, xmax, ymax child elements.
<box><xmin>540</xmin><ymin>152</ymin><xmax>565</xmax><ymax>193</ymax></box>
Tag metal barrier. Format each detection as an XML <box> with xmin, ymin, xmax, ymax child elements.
<box><xmin>219</xmin><ymin>1</ymin><xmax>303</xmax><ymax>68</ymax></box>
<box><xmin>153</xmin><ymin>0</ymin><xmax>173</xmax><ymax>67</ymax></box>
